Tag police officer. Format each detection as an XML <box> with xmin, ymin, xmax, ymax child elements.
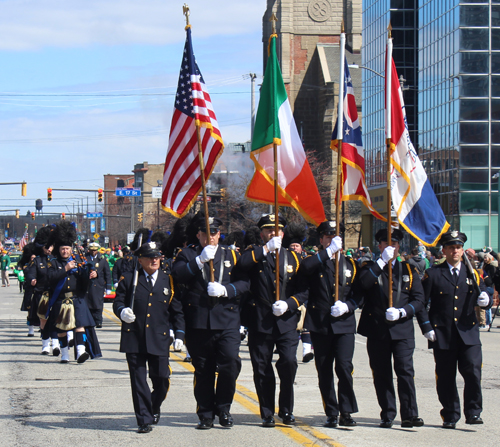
<box><xmin>356</xmin><ymin>228</ymin><xmax>425</xmax><ymax>428</ymax></box>
<box><xmin>238</xmin><ymin>214</ymin><xmax>308</xmax><ymax>427</ymax></box>
<box><xmin>86</xmin><ymin>242</ymin><xmax>112</xmax><ymax>328</ymax></box>
<box><xmin>114</xmin><ymin>241</ymin><xmax>185</xmax><ymax>434</ymax></box>
<box><xmin>172</xmin><ymin>213</ymin><xmax>249</xmax><ymax>430</ymax></box>
<box><xmin>418</xmin><ymin>230</ymin><xmax>491</xmax><ymax>428</ymax></box>
<box><xmin>299</xmin><ymin>220</ymin><xmax>359</xmax><ymax>428</ymax></box>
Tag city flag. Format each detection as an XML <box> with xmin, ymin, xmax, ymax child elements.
<box><xmin>246</xmin><ymin>34</ymin><xmax>325</xmax><ymax>226</ymax></box>
<box><xmin>161</xmin><ymin>26</ymin><xmax>224</xmax><ymax>218</ymax></box>
<box><xmin>386</xmin><ymin>54</ymin><xmax>449</xmax><ymax>246</ymax></box>
<box><xmin>331</xmin><ymin>59</ymin><xmax>385</xmax><ymax>222</ymax></box>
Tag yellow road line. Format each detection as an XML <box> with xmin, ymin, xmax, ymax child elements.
<box><xmin>103</xmin><ymin>312</ymin><xmax>346</xmax><ymax>447</ymax></box>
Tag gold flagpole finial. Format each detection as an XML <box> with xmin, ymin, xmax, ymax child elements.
<box><xmin>183</xmin><ymin>4</ymin><xmax>190</xmax><ymax>27</ymax></box>
<box><xmin>387</xmin><ymin>22</ymin><xmax>392</xmax><ymax>38</ymax></box>
<box><xmin>341</xmin><ymin>19</ymin><xmax>345</xmax><ymax>34</ymax></box>
<box><xmin>270</xmin><ymin>13</ymin><xmax>278</xmax><ymax>35</ymax></box>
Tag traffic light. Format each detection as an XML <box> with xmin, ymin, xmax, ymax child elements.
<box><xmin>138</xmin><ymin>212</ymin><xmax>143</xmax><ymax>222</ymax></box>
<box><xmin>221</xmin><ymin>188</ymin><xmax>226</xmax><ymax>198</ymax></box>
<box><xmin>47</xmin><ymin>188</ymin><xmax>52</xmax><ymax>201</ymax></box>
<box><xmin>21</xmin><ymin>182</ymin><xmax>27</xmax><ymax>197</ymax></box>
<box><xmin>7</xmin><ymin>223</ymin><xmax>9</xmax><ymax>229</ymax></box>
<box><xmin>31</xmin><ymin>212</ymin><xmax>35</xmax><ymax>220</ymax></box>
<box><xmin>98</xmin><ymin>188</ymin><xmax>103</xmax><ymax>202</ymax></box>
<box><xmin>61</xmin><ymin>213</ymin><xmax>66</xmax><ymax>220</ymax></box>
<box><xmin>15</xmin><ymin>210</ymin><xmax>19</xmax><ymax>219</ymax></box>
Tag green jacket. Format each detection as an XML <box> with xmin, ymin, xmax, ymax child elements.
<box><xmin>1</xmin><ymin>255</ymin><xmax>11</xmax><ymax>271</ymax></box>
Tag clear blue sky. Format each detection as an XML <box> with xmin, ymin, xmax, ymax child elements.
<box><xmin>0</xmin><ymin>0</ymin><xmax>266</xmax><ymax>215</ymax></box>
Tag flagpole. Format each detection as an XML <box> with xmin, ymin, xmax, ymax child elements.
<box><xmin>334</xmin><ymin>23</ymin><xmax>346</xmax><ymax>303</ymax></box>
<box><xmin>385</xmin><ymin>23</ymin><xmax>393</xmax><ymax>307</ymax></box>
<box><xmin>270</xmin><ymin>14</ymin><xmax>280</xmax><ymax>302</ymax></box>
<box><xmin>184</xmin><ymin>3</ymin><xmax>214</xmax><ymax>282</ymax></box>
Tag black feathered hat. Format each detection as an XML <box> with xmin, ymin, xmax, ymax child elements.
<box><xmin>47</xmin><ymin>220</ymin><xmax>77</xmax><ymax>252</ymax></box>
<box><xmin>283</xmin><ymin>223</ymin><xmax>307</xmax><ymax>247</ymax></box>
<box><xmin>19</xmin><ymin>242</ymin><xmax>36</xmax><ymax>267</ymax></box>
<box><xmin>225</xmin><ymin>231</ymin><xmax>245</xmax><ymax>250</ymax></box>
<box><xmin>33</xmin><ymin>226</ymin><xmax>54</xmax><ymax>255</ymax></box>
<box><xmin>244</xmin><ymin>226</ymin><xmax>263</xmax><ymax>247</ymax></box>
<box><xmin>130</xmin><ymin>228</ymin><xmax>151</xmax><ymax>251</ymax></box>
<box><xmin>151</xmin><ymin>231</ymin><xmax>169</xmax><ymax>250</ymax></box>
<box><xmin>163</xmin><ymin>215</ymin><xmax>194</xmax><ymax>258</ymax></box>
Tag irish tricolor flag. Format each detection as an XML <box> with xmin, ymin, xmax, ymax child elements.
<box><xmin>245</xmin><ymin>34</ymin><xmax>325</xmax><ymax>226</ymax></box>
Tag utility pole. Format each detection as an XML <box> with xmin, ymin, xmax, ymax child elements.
<box><xmin>250</xmin><ymin>73</ymin><xmax>257</xmax><ymax>142</ymax></box>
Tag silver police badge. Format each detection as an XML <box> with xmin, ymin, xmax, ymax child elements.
<box><xmin>402</xmin><ymin>275</ymin><xmax>410</xmax><ymax>282</ymax></box>
<box><xmin>451</xmin><ymin>230</ymin><xmax>458</xmax><ymax>238</ymax></box>
<box><xmin>329</xmin><ymin>221</ymin><xmax>335</xmax><ymax>228</ymax></box>
<box><xmin>150</xmin><ymin>242</ymin><xmax>157</xmax><ymax>249</ymax></box>
<box><xmin>286</xmin><ymin>265</ymin><xmax>294</xmax><ymax>273</ymax></box>
<box><xmin>466</xmin><ymin>278</ymin><xmax>472</xmax><ymax>285</ymax></box>
<box><xmin>345</xmin><ymin>270</ymin><xmax>352</xmax><ymax>277</ymax></box>
<box><xmin>163</xmin><ymin>287</ymin><xmax>169</xmax><ymax>295</ymax></box>
<box><xmin>224</xmin><ymin>260</ymin><xmax>231</xmax><ymax>268</ymax></box>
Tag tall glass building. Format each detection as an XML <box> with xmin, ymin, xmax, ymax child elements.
<box><xmin>362</xmin><ymin>0</ymin><xmax>500</xmax><ymax>249</ymax></box>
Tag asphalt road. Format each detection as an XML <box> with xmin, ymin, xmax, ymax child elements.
<box><xmin>1</xmin><ymin>282</ymin><xmax>499</xmax><ymax>447</ymax></box>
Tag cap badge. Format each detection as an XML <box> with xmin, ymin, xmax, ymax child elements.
<box><xmin>149</xmin><ymin>242</ymin><xmax>157</xmax><ymax>249</ymax></box>
<box><xmin>269</xmin><ymin>214</ymin><xmax>275</xmax><ymax>222</ymax></box>
<box><xmin>329</xmin><ymin>221</ymin><xmax>335</xmax><ymax>228</ymax></box>
<box><xmin>208</xmin><ymin>217</ymin><xmax>214</xmax><ymax>225</ymax></box>
<box><xmin>451</xmin><ymin>230</ymin><xmax>458</xmax><ymax>238</ymax></box>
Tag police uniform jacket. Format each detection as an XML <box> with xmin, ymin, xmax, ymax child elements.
<box><xmin>25</xmin><ymin>254</ymin><xmax>52</xmax><ymax>294</ymax></box>
<box><xmin>356</xmin><ymin>260</ymin><xmax>424</xmax><ymax>340</ymax></box>
<box><xmin>47</xmin><ymin>255</ymin><xmax>90</xmax><ymax>299</ymax></box>
<box><xmin>418</xmin><ymin>262</ymin><xmax>490</xmax><ymax>350</ymax></box>
<box><xmin>238</xmin><ymin>245</ymin><xmax>308</xmax><ymax>334</ymax></box>
<box><xmin>113</xmin><ymin>269</ymin><xmax>184</xmax><ymax>356</ymax></box>
<box><xmin>86</xmin><ymin>253</ymin><xmax>111</xmax><ymax>308</ymax></box>
<box><xmin>171</xmin><ymin>245</ymin><xmax>249</xmax><ymax>331</ymax></box>
<box><xmin>300</xmin><ymin>250</ymin><xmax>360</xmax><ymax>335</ymax></box>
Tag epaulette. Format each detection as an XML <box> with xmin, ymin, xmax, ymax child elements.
<box><xmin>404</xmin><ymin>262</ymin><xmax>413</xmax><ymax>289</ymax></box>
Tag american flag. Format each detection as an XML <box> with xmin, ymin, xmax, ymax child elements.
<box><xmin>19</xmin><ymin>231</ymin><xmax>29</xmax><ymax>249</ymax></box>
<box><xmin>161</xmin><ymin>26</ymin><xmax>224</xmax><ymax>218</ymax></box>
<box><xmin>331</xmin><ymin>59</ymin><xmax>385</xmax><ymax>222</ymax></box>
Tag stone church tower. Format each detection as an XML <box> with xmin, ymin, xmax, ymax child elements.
<box><xmin>262</xmin><ymin>0</ymin><xmax>363</xmax><ymax>246</ymax></box>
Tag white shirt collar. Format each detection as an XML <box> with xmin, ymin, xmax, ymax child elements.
<box><xmin>447</xmin><ymin>262</ymin><xmax>461</xmax><ymax>274</ymax></box>
<box><xmin>144</xmin><ymin>269</ymin><xmax>158</xmax><ymax>283</ymax></box>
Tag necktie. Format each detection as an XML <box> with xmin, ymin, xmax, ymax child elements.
<box><xmin>146</xmin><ymin>275</ymin><xmax>153</xmax><ymax>290</ymax></box>
<box><xmin>452</xmin><ymin>268</ymin><xmax>458</xmax><ymax>282</ymax></box>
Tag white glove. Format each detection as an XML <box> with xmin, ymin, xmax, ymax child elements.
<box><xmin>424</xmin><ymin>330</ymin><xmax>436</xmax><ymax>342</ymax></box>
<box><xmin>120</xmin><ymin>307</ymin><xmax>136</xmax><ymax>323</ymax></box>
<box><xmin>207</xmin><ymin>282</ymin><xmax>227</xmax><ymax>297</ymax></box>
<box><xmin>199</xmin><ymin>244</ymin><xmax>217</xmax><ymax>263</ymax></box>
<box><xmin>381</xmin><ymin>246</ymin><xmax>396</xmax><ymax>264</ymax></box>
<box><xmin>331</xmin><ymin>300</ymin><xmax>349</xmax><ymax>317</ymax></box>
<box><xmin>385</xmin><ymin>307</ymin><xmax>401</xmax><ymax>321</ymax></box>
<box><xmin>266</xmin><ymin>236</ymin><xmax>282</xmax><ymax>253</ymax></box>
<box><xmin>477</xmin><ymin>291</ymin><xmax>490</xmax><ymax>307</ymax></box>
<box><xmin>272</xmin><ymin>300</ymin><xmax>288</xmax><ymax>316</ymax></box>
<box><xmin>106</xmin><ymin>289</ymin><xmax>112</xmax><ymax>295</ymax></box>
<box><xmin>174</xmin><ymin>339</ymin><xmax>184</xmax><ymax>352</ymax></box>
<box><xmin>326</xmin><ymin>236</ymin><xmax>343</xmax><ymax>258</ymax></box>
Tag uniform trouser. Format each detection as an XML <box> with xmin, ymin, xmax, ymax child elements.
<box><xmin>185</xmin><ymin>327</ymin><xmax>242</xmax><ymax>420</ymax></box>
<box><xmin>89</xmin><ymin>307</ymin><xmax>103</xmax><ymax>326</ymax></box>
<box><xmin>366</xmin><ymin>337</ymin><xmax>418</xmax><ymax>421</ymax></box>
<box><xmin>126</xmin><ymin>353</ymin><xmax>170</xmax><ymax>426</ymax></box>
<box><xmin>248</xmin><ymin>328</ymin><xmax>298</xmax><ymax>419</ymax></box>
<box><xmin>1</xmin><ymin>270</ymin><xmax>9</xmax><ymax>286</ymax></box>
<box><xmin>310</xmin><ymin>331</ymin><xmax>358</xmax><ymax>417</ymax></box>
<box><xmin>433</xmin><ymin>341</ymin><xmax>482</xmax><ymax>422</ymax></box>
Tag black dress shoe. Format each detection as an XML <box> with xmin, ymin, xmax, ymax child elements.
<box><xmin>52</xmin><ymin>346</ymin><xmax>60</xmax><ymax>357</ymax></box>
<box><xmin>339</xmin><ymin>413</ymin><xmax>357</xmax><ymax>427</ymax></box>
<box><xmin>380</xmin><ymin>418</ymin><xmax>394</xmax><ymax>428</ymax></box>
<box><xmin>302</xmin><ymin>352</ymin><xmax>314</xmax><ymax>363</ymax></box>
<box><xmin>278</xmin><ymin>412</ymin><xmax>296</xmax><ymax>425</ymax></box>
<box><xmin>401</xmin><ymin>416</ymin><xmax>424</xmax><ymax>428</ymax></box>
<box><xmin>262</xmin><ymin>416</ymin><xmax>275</xmax><ymax>427</ymax></box>
<box><xmin>77</xmin><ymin>351</ymin><xmax>90</xmax><ymax>364</ymax></box>
<box><xmin>137</xmin><ymin>424</ymin><xmax>152</xmax><ymax>433</ymax></box>
<box><xmin>152</xmin><ymin>412</ymin><xmax>160</xmax><ymax>425</ymax></box>
<box><xmin>219</xmin><ymin>412</ymin><xmax>234</xmax><ymax>427</ymax></box>
<box><xmin>196</xmin><ymin>418</ymin><xmax>213</xmax><ymax>429</ymax></box>
<box><xmin>324</xmin><ymin>416</ymin><xmax>338</xmax><ymax>428</ymax></box>
<box><xmin>442</xmin><ymin>421</ymin><xmax>456</xmax><ymax>429</ymax></box>
<box><xmin>466</xmin><ymin>415</ymin><xmax>483</xmax><ymax>425</ymax></box>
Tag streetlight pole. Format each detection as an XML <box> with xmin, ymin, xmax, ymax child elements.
<box><xmin>250</xmin><ymin>73</ymin><xmax>257</xmax><ymax>142</ymax></box>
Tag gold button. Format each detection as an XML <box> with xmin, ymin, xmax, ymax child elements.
<box><xmin>127</xmin><ymin>329</ymin><xmax>130</xmax><ymax>332</ymax></box>
<box><xmin>67</xmin><ymin>286</ymin><xmax>70</xmax><ymax>289</ymax></box>
<box><xmin>454</xmin><ymin>318</ymin><xmax>457</xmax><ymax>322</ymax></box>
<box><xmin>146</xmin><ymin>324</ymin><xmax>149</xmax><ymax>328</ymax></box>
<box><xmin>147</xmin><ymin>314</ymin><xmax>150</xmax><ymax>317</ymax></box>
<box><xmin>148</xmin><ymin>303</ymin><xmax>152</xmax><ymax>307</ymax></box>
<box><xmin>473</xmin><ymin>322</ymin><xmax>475</xmax><ymax>325</ymax></box>
<box><xmin>150</xmin><ymin>293</ymin><xmax>153</xmax><ymax>296</ymax></box>
<box><xmin>67</xmin><ymin>278</ymin><xmax>70</xmax><ymax>281</ymax></box>
<box><xmin>434</xmin><ymin>324</ymin><xmax>437</xmax><ymax>327</ymax></box>
<box><xmin>164</xmin><ymin>300</ymin><xmax>166</xmax><ymax>303</ymax></box>
<box><xmin>164</xmin><ymin>332</ymin><xmax>166</xmax><ymax>335</ymax></box>
<box><xmin>454</xmin><ymin>307</ymin><xmax>457</xmax><ymax>310</ymax></box>
<box><xmin>455</xmin><ymin>296</ymin><xmax>458</xmax><ymax>299</ymax></box>
<box><xmin>320</xmin><ymin>274</ymin><xmax>323</xmax><ymax>278</ymax></box>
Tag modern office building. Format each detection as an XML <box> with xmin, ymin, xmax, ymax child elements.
<box><xmin>362</xmin><ymin>0</ymin><xmax>500</xmax><ymax>249</ymax></box>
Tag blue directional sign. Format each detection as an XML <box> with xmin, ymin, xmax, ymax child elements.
<box><xmin>115</xmin><ymin>188</ymin><xmax>141</xmax><ymax>197</ymax></box>
<box><xmin>87</xmin><ymin>212</ymin><xmax>103</xmax><ymax>218</ymax></box>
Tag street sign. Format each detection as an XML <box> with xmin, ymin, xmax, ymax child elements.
<box><xmin>104</xmin><ymin>237</ymin><xmax>109</xmax><ymax>244</ymax></box>
<box><xmin>151</xmin><ymin>187</ymin><xmax>162</xmax><ymax>199</ymax></box>
<box><xmin>127</xmin><ymin>233</ymin><xmax>135</xmax><ymax>244</ymax></box>
<box><xmin>87</xmin><ymin>212</ymin><xmax>103</xmax><ymax>218</ymax></box>
<box><xmin>115</xmin><ymin>188</ymin><xmax>141</xmax><ymax>197</ymax></box>
<box><xmin>90</xmin><ymin>220</ymin><xmax>96</xmax><ymax>233</ymax></box>
<box><xmin>94</xmin><ymin>233</ymin><xmax>100</xmax><ymax>240</ymax></box>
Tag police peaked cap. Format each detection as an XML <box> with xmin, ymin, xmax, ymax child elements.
<box><xmin>88</xmin><ymin>242</ymin><xmax>100</xmax><ymax>250</ymax></box>
<box><xmin>195</xmin><ymin>215</ymin><xmax>223</xmax><ymax>233</ymax></box>
<box><xmin>257</xmin><ymin>214</ymin><xmax>286</xmax><ymax>229</ymax></box>
<box><xmin>439</xmin><ymin>230</ymin><xmax>467</xmax><ymax>247</ymax></box>
<box><xmin>317</xmin><ymin>220</ymin><xmax>345</xmax><ymax>236</ymax></box>
<box><xmin>135</xmin><ymin>242</ymin><xmax>162</xmax><ymax>258</ymax></box>
<box><xmin>375</xmin><ymin>228</ymin><xmax>404</xmax><ymax>243</ymax></box>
